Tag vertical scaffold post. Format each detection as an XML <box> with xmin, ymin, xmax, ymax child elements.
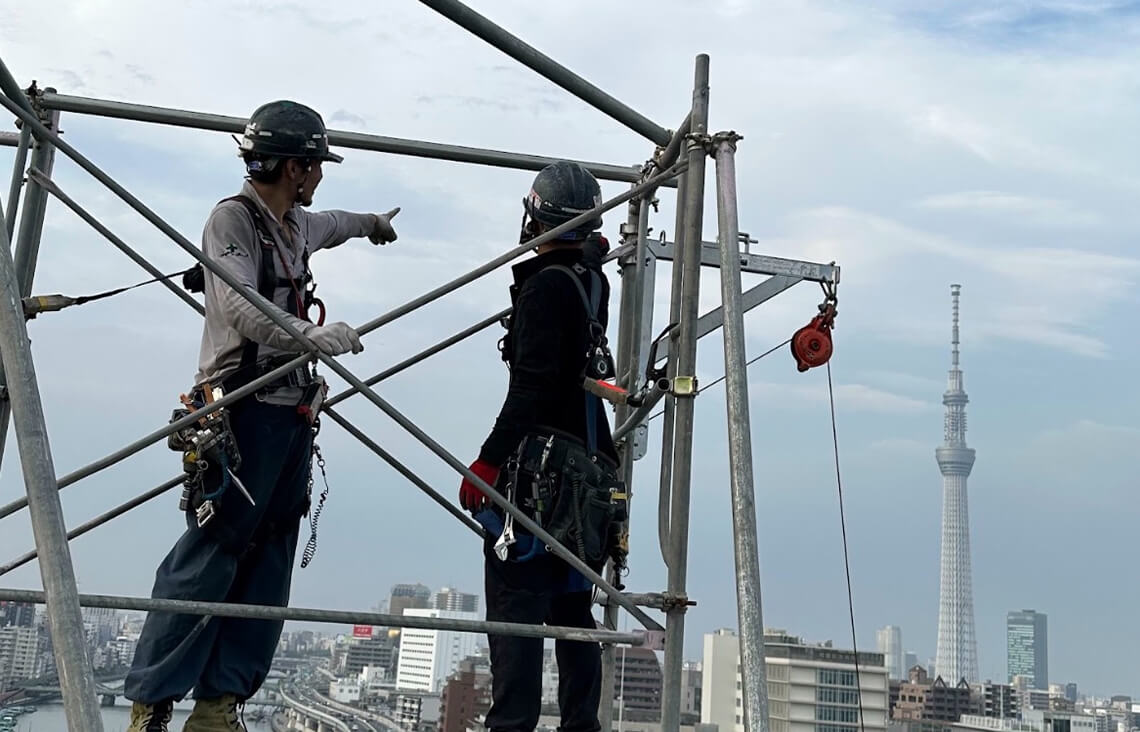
<box><xmin>0</xmin><ymin>91</ymin><xmax>58</xmax><ymax>476</ymax></box>
<box><xmin>12</xmin><ymin>91</ymin><xmax>59</xmax><ymax>296</ymax></box>
<box><xmin>657</xmin><ymin>170</ymin><xmax>687</xmax><ymax>567</ymax></box>
<box><xmin>714</xmin><ymin>133</ymin><xmax>770</xmax><ymax>732</ymax></box>
<box><xmin>660</xmin><ymin>54</ymin><xmax>710</xmax><ymax>732</ymax></box>
<box><xmin>5</xmin><ymin>123</ymin><xmax>31</xmax><ymax>239</ymax></box>
<box><xmin>601</xmin><ymin>189</ymin><xmax>654</xmax><ymax>732</ymax></box>
<box><xmin>0</xmin><ymin>198</ymin><xmax>104</xmax><ymax>731</ymax></box>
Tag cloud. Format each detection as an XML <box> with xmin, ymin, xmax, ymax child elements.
<box><xmin>1032</xmin><ymin>418</ymin><xmax>1140</xmax><ymax>446</ymax></box>
<box><xmin>772</xmin><ymin>206</ymin><xmax>1140</xmax><ymax>358</ymax></box>
<box><xmin>750</xmin><ymin>380</ymin><xmax>934</xmax><ymax>414</ymax></box>
<box><xmin>916</xmin><ymin>190</ymin><xmax>1104</xmax><ymax>228</ymax></box>
<box><xmin>858</xmin><ymin>370</ymin><xmax>945</xmax><ymax>395</ymax></box>
<box><xmin>328</xmin><ymin>109</ymin><xmax>367</xmax><ymax>128</ymax></box>
<box><xmin>868</xmin><ymin>437</ymin><xmax>929</xmax><ymax>453</ymax></box>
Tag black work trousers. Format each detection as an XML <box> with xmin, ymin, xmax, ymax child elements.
<box><xmin>483</xmin><ymin>540</ymin><xmax>603</xmax><ymax>732</ymax></box>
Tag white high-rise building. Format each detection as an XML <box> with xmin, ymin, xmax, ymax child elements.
<box><xmin>0</xmin><ymin>626</ymin><xmax>45</xmax><ymax>686</ymax></box>
<box><xmin>395</xmin><ymin>609</ymin><xmax>479</xmax><ymax>693</ymax></box>
<box><xmin>701</xmin><ymin>629</ymin><xmax>740</xmax><ymax>732</ymax></box>
<box><xmin>702</xmin><ymin>629</ymin><xmax>890</xmax><ymax>732</ymax></box>
<box><xmin>935</xmin><ymin>284</ymin><xmax>980</xmax><ymax>684</ymax></box>
<box><xmin>876</xmin><ymin>626</ymin><xmax>904</xmax><ymax>680</ymax></box>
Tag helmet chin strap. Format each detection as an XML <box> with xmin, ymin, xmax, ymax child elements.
<box><xmin>519</xmin><ymin>207</ymin><xmax>542</xmax><ymax>246</ymax></box>
<box><xmin>294</xmin><ymin>161</ymin><xmax>314</xmax><ymax>204</ymax></box>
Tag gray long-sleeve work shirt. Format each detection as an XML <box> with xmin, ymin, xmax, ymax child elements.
<box><xmin>195</xmin><ymin>181</ymin><xmax>375</xmax><ymax>402</ymax></box>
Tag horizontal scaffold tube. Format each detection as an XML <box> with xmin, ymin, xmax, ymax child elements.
<box><xmin>37</xmin><ymin>92</ymin><xmax>672</xmax><ymax>187</ymax></box>
<box><xmin>0</xmin><ymin>476</ymin><xmax>182</xmax><ymax>577</ymax></box>
<box><xmin>0</xmin><ymin>588</ymin><xmax>648</xmax><ymax>646</ymax></box>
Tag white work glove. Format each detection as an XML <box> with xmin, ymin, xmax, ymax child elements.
<box><xmin>368</xmin><ymin>207</ymin><xmax>401</xmax><ymax>245</ymax></box>
<box><xmin>305</xmin><ymin>321</ymin><xmax>363</xmax><ymax>356</ymax></box>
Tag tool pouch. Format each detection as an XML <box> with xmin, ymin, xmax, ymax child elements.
<box><xmin>509</xmin><ymin>427</ymin><xmax>626</xmax><ymax>569</ymax></box>
<box><xmin>166</xmin><ymin>393</ymin><xmax>242</xmax><ymax>527</ymax></box>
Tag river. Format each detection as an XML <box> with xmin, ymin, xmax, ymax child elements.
<box><xmin>10</xmin><ymin>702</ymin><xmax>274</xmax><ymax>731</ymax></box>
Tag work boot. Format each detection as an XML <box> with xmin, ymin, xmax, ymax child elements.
<box><xmin>184</xmin><ymin>694</ymin><xmax>247</xmax><ymax>732</ymax></box>
<box><xmin>126</xmin><ymin>699</ymin><xmax>173</xmax><ymax>732</ymax></box>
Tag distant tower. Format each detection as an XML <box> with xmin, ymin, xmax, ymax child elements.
<box><xmin>876</xmin><ymin>626</ymin><xmax>905</xmax><ymax>680</ymax></box>
<box><xmin>934</xmin><ymin>284</ymin><xmax>979</xmax><ymax>684</ymax></box>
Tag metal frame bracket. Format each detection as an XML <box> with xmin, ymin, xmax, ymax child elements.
<box><xmin>636</xmin><ymin>629</ymin><xmax>667</xmax><ymax>651</ymax></box>
<box><xmin>671</xmin><ymin>375</ymin><xmax>698</xmax><ymax>397</ymax></box>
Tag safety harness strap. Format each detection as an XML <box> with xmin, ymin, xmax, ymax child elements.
<box><xmin>545</xmin><ymin>263</ymin><xmax>604</xmax><ymax>457</ymax></box>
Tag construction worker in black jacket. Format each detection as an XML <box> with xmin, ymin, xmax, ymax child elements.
<box><xmin>460</xmin><ymin>161</ymin><xmax>626</xmax><ymax>732</ymax></box>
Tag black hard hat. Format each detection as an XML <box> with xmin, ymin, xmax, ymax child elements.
<box><xmin>237</xmin><ymin>100</ymin><xmax>343</xmax><ymax>164</ymax></box>
<box><xmin>524</xmin><ymin>161</ymin><xmax>603</xmax><ymax>238</ymax></box>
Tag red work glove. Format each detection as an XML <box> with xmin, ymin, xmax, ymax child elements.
<box><xmin>459</xmin><ymin>459</ymin><xmax>501</xmax><ymax>513</ymax></box>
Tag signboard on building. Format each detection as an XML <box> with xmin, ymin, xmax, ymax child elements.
<box><xmin>353</xmin><ymin>625</ymin><xmax>374</xmax><ymax>638</ymax></box>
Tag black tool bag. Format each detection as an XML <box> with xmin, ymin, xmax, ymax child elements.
<box><xmin>508</xmin><ymin>428</ymin><xmax>627</xmax><ymax>568</ymax></box>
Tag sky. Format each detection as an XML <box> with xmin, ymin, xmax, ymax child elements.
<box><xmin>1</xmin><ymin>0</ymin><xmax>1138</xmax><ymax>697</ymax></box>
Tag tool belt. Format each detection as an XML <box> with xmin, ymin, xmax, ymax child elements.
<box><xmin>504</xmin><ymin>426</ymin><xmax>627</xmax><ymax>568</ymax></box>
<box><xmin>167</xmin><ymin>385</ymin><xmax>247</xmax><ymax>529</ymax></box>
<box><xmin>220</xmin><ymin>355</ymin><xmax>319</xmax><ymax>396</ymax></box>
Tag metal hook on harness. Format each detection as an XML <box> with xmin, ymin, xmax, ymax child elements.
<box><xmin>790</xmin><ymin>278</ymin><xmax>839</xmax><ymax>372</ymax></box>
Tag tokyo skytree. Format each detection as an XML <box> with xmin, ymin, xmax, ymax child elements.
<box><xmin>934</xmin><ymin>284</ymin><xmax>979</xmax><ymax>683</ymax></box>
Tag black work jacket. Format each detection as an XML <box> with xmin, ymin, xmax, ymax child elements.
<box><xmin>479</xmin><ymin>244</ymin><xmax>618</xmax><ymax>466</ymax></box>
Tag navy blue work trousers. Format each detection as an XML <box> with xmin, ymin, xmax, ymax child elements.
<box><xmin>483</xmin><ymin>537</ymin><xmax>603</xmax><ymax>732</ymax></box>
<box><xmin>124</xmin><ymin>398</ymin><xmax>312</xmax><ymax>704</ymax></box>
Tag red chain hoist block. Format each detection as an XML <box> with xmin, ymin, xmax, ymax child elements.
<box><xmin>791</xmin><ymin>287</ymin><xmax>838</xmax><ymax>372</ymax></box>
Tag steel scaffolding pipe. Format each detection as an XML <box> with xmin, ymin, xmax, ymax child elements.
<box><xmin>37</xmin><ymin>91</ymin><xmax>668</xmax><ymax>187</ymax></box>
<box><xmin>660</xmin><ymin>54</ymin><xmax>710</xmax><ymax>732</ymax></box>
<box><xmin>657</xmin><ymin>169</ymin><xmax>688</xmax><ymax>567</ymax></box>
<box><xmin>0</xmin><ymin>197</ymin><xmax>104</xmax><ymax>729</ymax></box>
<box><xmin>714</xmin><ymin>133</ymin><xmax>770</xmax><ymax>732</ymax></box>
<box><xmin>0</xmin><ymin>91</ymin><xmax>675</xmax><ymax>631</ymax></box>
<box><xmin>28</xmin><ymin>168</ymin><xmax>204</xmax><ymax>314</ymax></box>
<box><xmin>0</xmin><ymin>476</ymin><xmax>183</xmax><ymax>577</ymax></box>
<box><xmin>0</xmin><ymin>57</ymin><xmax>36</xmax><ymax>118</ymax></box>
<box><xmin>0</xmin><ymin>355</ymin><xmax>311</xmax><ymax>522</ymax></box>
<box><xmin>0</xmin><ymin>105</ymin><xmax>59</xmax><ymax>478</ymax></box>
<box><xmin>0</xmin><ymin>588</ymin><xmax>650</xmax><ymax>646</ymax></box>
<box><xmin>11</xmin><ymin>104</ymin><xmax>58</xmax><ymax>298</ymax></box>
<box><xmin>418</xmin><ymin>0</ymin><xmax>671</xmax><ymax>146</ymax></box>
<box><xmin>5</xmin><ymin>125</ymin><xmax>30</xmax><ymax>237</ymax></box>
<box><xmin>321</xmin><ymin>406</ymin><xmax>485</xmax><ymax>538</ymax></box>
<box><xmin>0</xmin><ymin>120</ymin><xmax>31</xmax><ymax>476</ymax></box>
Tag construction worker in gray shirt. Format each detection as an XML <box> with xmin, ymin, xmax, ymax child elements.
<box><xmin>124</xmin><ymin>100</ymin><xmax>401</xmax><ymax>732</ymax></box>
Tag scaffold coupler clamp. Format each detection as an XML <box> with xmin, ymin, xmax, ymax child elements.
<box><xmin>662</xmin><ymin>592</ymin><xmax>696</xmax><ymax>612</ymax></box>
<box><xmin>710</xmin><ymin>130</ymin><xmax>744</xmax><ymax>155</ymax></box>
<box><xmin>791</xmin><ymin>275</ymin><xmax>839</xmax><ymax>372</ymax></box>
<box><xmin>686</xmin><ymin>131</ymin><xmax>715</xmax><ymax>157</ymax></box>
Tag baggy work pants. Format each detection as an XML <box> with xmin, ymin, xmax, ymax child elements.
<box><xmin>483</xmin><ymin>539</ymin><xmax>603</xmax><ymax>732</ymax></box>
<box><xmin>125</xmin><ymin>398</ymin><xmax>313</xmax><ymax>704</ymax></box>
